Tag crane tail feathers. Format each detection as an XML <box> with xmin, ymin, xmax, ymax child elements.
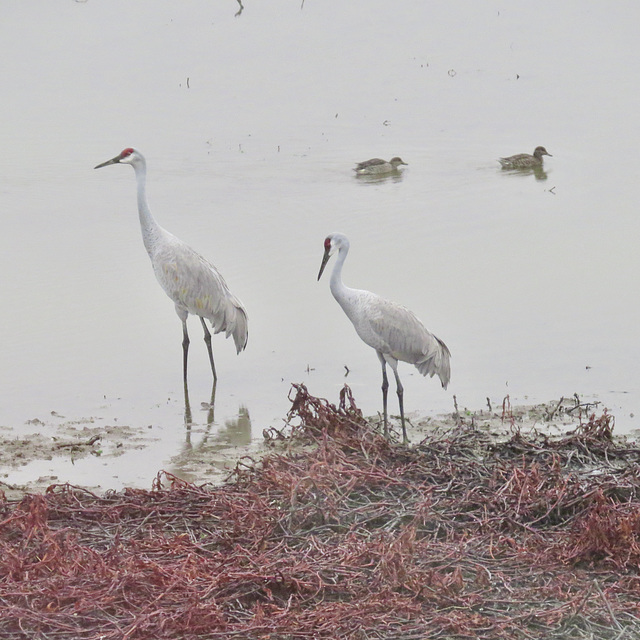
<box><xmin>210</xmin><ymin>303</ymin><xmax>248</xmax><ymax>353</ymax></box>
<box><xmin>230</xmin><ymin>306</ymin><xmax>249</xmax><ymax>353</ymax></box>
<box><xmin>415</xmin><ymin>335</ymin><xmax>451</xmax><ymax>389</ymax></box>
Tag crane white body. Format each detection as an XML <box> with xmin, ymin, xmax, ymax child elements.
<box><xmin>95</xmin><ymin>148</ymin><xmax>247</xmax><ymax>391</ymax></box>
<box><xmin>318</xmin><ymin>233</ymin><xmax>450</xmax><ymax>444</ymax></box>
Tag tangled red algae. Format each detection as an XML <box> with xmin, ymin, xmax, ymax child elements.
<box><xmin>1</xmin><ymin>383</ymin><xmax>640</xmax><ymax>639</ymax></box>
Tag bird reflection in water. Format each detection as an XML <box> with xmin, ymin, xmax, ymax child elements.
<box><xmin>183</xmin><ymin>379</ymin><xmax>216</xmax><ymax>429</ymax></box>
<box><xmin>170</xmin><ymin>405</ymin><xmax>253</xmax><ymax>482</ymax></box>
<box><xmin>354</xmin><ymin>171</ymin><xmax>406</xmax><ymax>185</ymax></box>
<box><xmin>532</xmin><ymin>165</ymin><xmax>548</xmax><ymax>181</ymax></box>
<box><xmin>499</xmin><ymin>164</ymin><xmax>548</xmax><ymax>181</ymax></box>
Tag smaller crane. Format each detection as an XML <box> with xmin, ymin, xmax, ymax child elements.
<box><xmin>318</xmin><ymin>233</ymin><xmax>450</xmax><ymax>444</ymax></box>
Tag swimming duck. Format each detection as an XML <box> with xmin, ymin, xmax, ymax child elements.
<box><xmin>498</xmin><ymin>146</ymin><xmax>552</xmax><ymax>169</ymax></box>
<box><xmin>354</xmin><ymin>156</ymin><xmax>408</xmax><ymax>175</ymax></box>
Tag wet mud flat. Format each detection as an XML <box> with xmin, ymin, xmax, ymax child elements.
<box><xmin>1</xmin><ymin>385</ymin><xmax>639</xmax><ymax>639</ymax></box>
<box><xmin>0</xmin><ymin>418</ymin><xmax>151</xmax><ymax>497</ymax></box>
<box><xmin>0</xmin><ymin>407</ymin><xmax>256</xmax><ymax>499</ymax></box>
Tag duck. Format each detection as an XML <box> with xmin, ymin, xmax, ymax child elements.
<box><xmin>498</xmin><ymin>146</ymin><xmax>552</xmax><ymax>169</ymax></box>
<box><xmin>354</xmin><ymin>156</ymin><xmax>408</xmax><ymax>175</ymax></box>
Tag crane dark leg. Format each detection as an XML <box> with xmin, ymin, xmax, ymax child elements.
<box><xmin>377</xmin><ymin>353</ymin><xmax>389</xmax><ymax>439</ymax></box>
<box><xmin>206</xmin><ymin>379</ymin><xmax>217</xmax><ymax>426</ymax></box>
<box><xmin>381</xmin><ymin>370</ymin><xmax>389</xmax><ymax>439</ymax></box>
<box><xmin>200</xmin><ymin>317</ymin><xmax>218</xmax><ymax>383</ymax></box>
<box><xmin>182</xmin><ymin>320</ymin><xmax>190</xmax><ymax>389</ymax></box>
<box><xmin>182</xmin><ymin>319</ymin><xmax>192</xmax><ymax>427</ymax></box>
<box><xmin>392</xmin><ymin>368</ymin><xmax>408</xmax><ymax>445</ymax></box>
<box><xmin>184</xmin><ymin>387</ymin><xmax>193</xmax><ymax>428</ymax></box>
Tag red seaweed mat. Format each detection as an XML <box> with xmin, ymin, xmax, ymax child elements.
<box><xmin>1</xmin><ymin>384</ymin><xmax>639</xmax><ymax>639</ymax></box>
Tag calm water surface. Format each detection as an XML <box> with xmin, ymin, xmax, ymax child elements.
<box><xmin>1</xmin><ymin>1</ymin><xmax>639</xmax><ymax>489</ymax></box>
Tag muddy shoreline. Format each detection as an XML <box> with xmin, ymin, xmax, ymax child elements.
<box><xmin>1</xmin><ymin>385</ymin><xmax>639</xmax><ymax>639</ymax></box>
<box><xmin>0</xmin><ymin>390</ymin><xmax>627</xmax><ymax>499</ymax></box>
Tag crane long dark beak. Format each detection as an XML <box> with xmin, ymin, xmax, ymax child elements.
<box><xmin>94</xmin><ymin>155</ymin><xmax>121</xmax><ymax>169</ymax></box>
<box><xmin>317</xmin><ymin>249</ymin><xmax>331</xmax><ymax>281</ymax></box>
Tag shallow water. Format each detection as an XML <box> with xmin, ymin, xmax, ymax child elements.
<box><xmin>1</xmin><ymin>1</ymin><xmax>639</xmax><ymax>490</ymax></box>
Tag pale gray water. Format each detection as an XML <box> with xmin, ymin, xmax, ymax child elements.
<box><xmin>1</xmin><ymin>1</ymin><xmax>639</xmax><ymax>490</ymax></box>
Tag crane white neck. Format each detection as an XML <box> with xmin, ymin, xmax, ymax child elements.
<box><xmin>131</xmin><ymin>157</ymin><xmax>164</xmax><ymax>255</ymax></box>
<box><xmin>329</xmin><ymin>243</ymin><xmax>355</xmax><ymax>305</ymax></box>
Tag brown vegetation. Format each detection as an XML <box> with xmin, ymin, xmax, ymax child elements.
<box><xmin>1</xmin><ymin>384</ymin><xmax>639</xmax><ymax>639</ymax></box>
